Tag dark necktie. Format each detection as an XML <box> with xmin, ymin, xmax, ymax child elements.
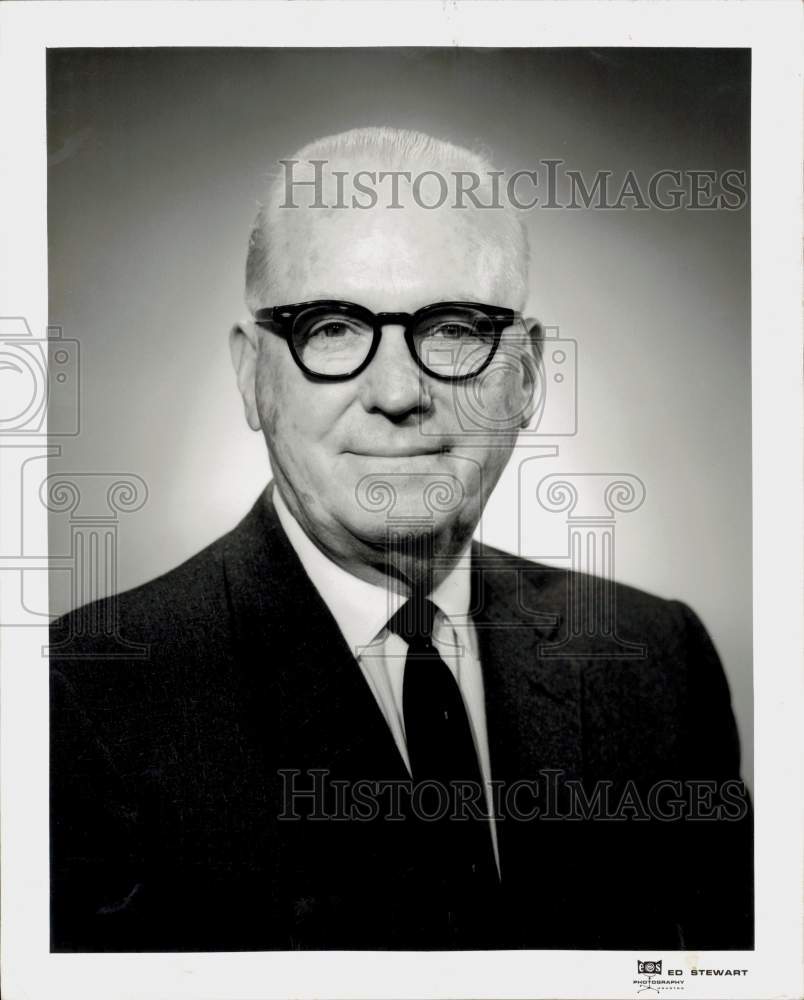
<box><xmin>388</xmin><ymin>595</ymin><xmax>499</xmax><ymax>943</ymax></box>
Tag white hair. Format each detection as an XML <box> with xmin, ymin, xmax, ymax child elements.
<box><xmin>245</xmin><ymin>126</ymin><xmax>529</xmax><ymax>312</ymax></box>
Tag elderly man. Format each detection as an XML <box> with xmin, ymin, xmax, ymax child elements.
<box><xmin>50</xmin><ymin>127</ymin><xmax>752</xmax><ymax>952</ymax></box>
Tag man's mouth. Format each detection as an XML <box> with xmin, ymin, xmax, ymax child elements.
<box><xmin>344</xmin><ymin>446</ymin><xmax>452</xmax><ymax>458</ymax></box>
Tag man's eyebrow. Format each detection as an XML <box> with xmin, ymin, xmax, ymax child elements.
<box><xmin>298</xmin><ymin>291</ymin><xmax>345</xmax><ymax>301</ymax></box>
<box><xmin>284</xmin><ymin>294</ymin><xmax>489</xmax><ymax>306</ymax></box>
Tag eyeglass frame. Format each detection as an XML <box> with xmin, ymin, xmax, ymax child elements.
<box><xmin>251</xmin><ymin>299</ymin><xmax>520</xmax><ymax>382</ymax></box>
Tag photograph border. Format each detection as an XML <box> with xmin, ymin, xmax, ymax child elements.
<box><xmin>1</xmin><ymin>3</ymin><xmax>801</xmax><ymax>999</ymax></box>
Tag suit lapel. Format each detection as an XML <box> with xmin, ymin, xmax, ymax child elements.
<box><xmin>472</xmin><ymin>545</ymin><xmax>584</xmax><ymax>866</ymax></box>
<box><xmin>220</xmin><ymin>495</ymin><xmax>584</xmax><ymax>828</ymax></box>
<box><xmin>221</xmin><ymin>487</ymin><xmax>408</xmax><ymax>783</ymax></box>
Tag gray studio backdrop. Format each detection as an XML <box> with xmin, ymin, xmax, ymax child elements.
<box><xmin>46</xmin><ymin>48</ymin><xmax>752</xmax><ymax>787</ymax></box>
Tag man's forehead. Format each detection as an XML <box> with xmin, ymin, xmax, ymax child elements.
<box><xmin>272</xmin><ymin>202</ymin><xmax>511</xmax><ymax>308</ymax></box>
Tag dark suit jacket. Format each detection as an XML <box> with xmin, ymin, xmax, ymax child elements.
<box><xmin>50</xmin><ymin>486</ymin><xmax>753</xmax><ymax>952</ymax></box>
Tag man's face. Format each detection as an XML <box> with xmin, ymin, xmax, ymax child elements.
<box><xmin>233</xmin><ymin>198</ymin><xmax>536</xmax><ymax>575</ymax></box>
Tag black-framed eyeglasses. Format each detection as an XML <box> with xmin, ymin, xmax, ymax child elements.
<box><xmin>252</xmin><ymin>300</ymin><xmax>519</xmax><ymax>382</ymax></box>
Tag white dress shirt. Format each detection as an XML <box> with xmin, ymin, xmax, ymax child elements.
<box><xmin>273</xmin><ymin>488</ymin><xmax>500</xmax><ymax>871</ymax></box>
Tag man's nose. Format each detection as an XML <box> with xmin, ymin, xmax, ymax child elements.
<box><xmin>357</xmin><ymin>324</ymin><xmax>429</xmax><ymax>418</ymax></box>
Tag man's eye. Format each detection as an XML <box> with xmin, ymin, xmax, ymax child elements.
<box><xmin>426</xmin><ymin>323</ymin><xmax>475</xmax><ymax>339</ymax></box>
<box><xmin>311</xmin><ymin>321</ymin><xmax>353</xmax><ymax>338</ymax></box>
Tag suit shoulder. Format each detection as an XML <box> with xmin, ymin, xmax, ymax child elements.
<box><xmin>473</xmin><ymin>540</ymin><xmax>690</xmax><ymax>632</ymax></box>
<box><xmin>50</xmin><ymin>524</ymin><xmax>236</xmax><ymax>655</ymax></box>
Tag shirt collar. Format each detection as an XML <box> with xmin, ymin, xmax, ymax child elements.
<box><xmin>272</xmin><ymin>486</ymin><xmax>472</xmax><ymax>654</ymax></box>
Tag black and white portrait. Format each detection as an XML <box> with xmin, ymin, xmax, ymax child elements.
<box><xmin>2</xmin><ymin>6</ymin><xmax>801</xmax><ymax>998</ymax></box>
<box><xmin>44</xmin><ymin>46</ymin><xmax>754</xmax><ymax>953</ymax></box>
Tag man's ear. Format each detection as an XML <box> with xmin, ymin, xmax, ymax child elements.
<box><xmin>229</xmin><ymin>322</ymin><xmax>261</xmax><ymax>432</ymax></box>
<box><xmin>518</xmin><ymin>317</ymin><xmax>544</xmax><ymax>429</ymax></box>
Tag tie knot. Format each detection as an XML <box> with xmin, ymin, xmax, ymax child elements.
<box><xmin>387</xmin><ymin>596</ymin><xmax>439</xmax><ymax>650</ymax></box>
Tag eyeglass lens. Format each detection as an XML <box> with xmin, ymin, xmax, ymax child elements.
<box><xmin>292</xmin><ymin>305</ymin><xmax>499</xmax><ymax>378</ymax></box>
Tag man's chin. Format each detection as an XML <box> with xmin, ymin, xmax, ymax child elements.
<box><xmin>345</xmin><ymin>458</ymin><xmax>470</xmax><ymax>524</ymax></box>
<box><xmin>342</xmin><ymin>508</ymin><xmax>459</xmax><ymax>545</ymax></box>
